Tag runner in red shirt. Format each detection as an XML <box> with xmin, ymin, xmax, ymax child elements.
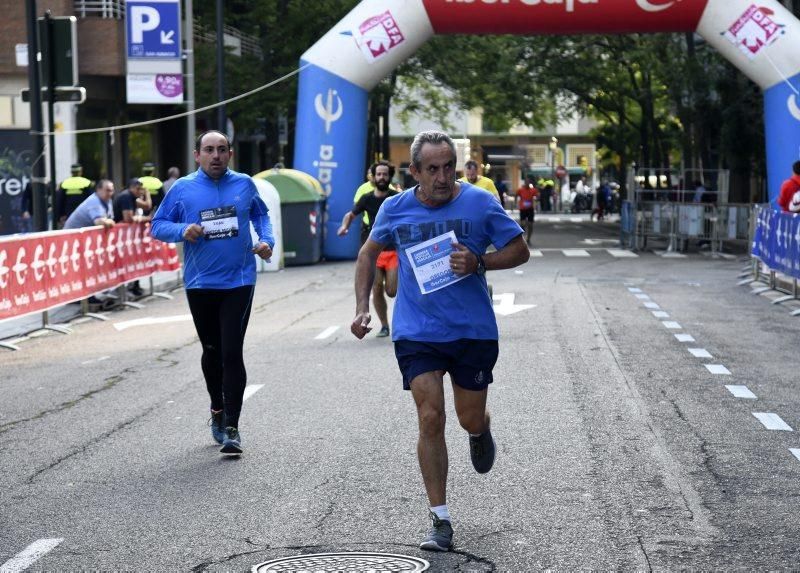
<box><xmin>516</xmin><ymin>179</ymin><xmax>538</xmax><ymax>246</ymax></box>
<box><xmin>777</xmin><ymin>161</ymin><xmax>800</xmax><ymax>213</ymax></box>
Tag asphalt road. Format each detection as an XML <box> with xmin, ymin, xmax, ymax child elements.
<box><xmin>2</xmin><ymin>214</ymin><xmax>800</xmax><ymax>571</ymax></box>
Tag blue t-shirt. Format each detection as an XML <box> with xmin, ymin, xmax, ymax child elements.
<box><xmin>150</xmin><ymin>168</ymin><xmax>274</xmax><ymax>289</ymax></box>
<box><xmin>370</xmin><ymin>183</ymin><xmax>523</xmax><ymax>342</ymax></box>
<box><xmin>63</xmin><ymin>193</ymin><xmax>112</xmax><ymax>229</ymax></box>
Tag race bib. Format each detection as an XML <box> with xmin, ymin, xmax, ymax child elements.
<box><xmin>521</xmin><ymin>199</ymin><xmax>532</xmax><ymax>208</ymax></box>
<box><xmin>200</xmin><ymin>206</ymin><xmax>239</xmax><ymax>240</ymax></box>
<box><xmin>405</xmin><ymin>230</ymin><xmax>470</xmax><ymax>295</ymax></box>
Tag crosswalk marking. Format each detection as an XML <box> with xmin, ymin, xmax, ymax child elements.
<box><xmin>726</xmin><ymin>385</ymin><xmax>757</xmax><ymax>399</ymax></box>
<box><xmin>608</xmin><ymin>249</ymin><xmax>639</xmax><ymax>258</ymax></box>
<box><xmin>520</xmin><ymin>249</ymin><xmax>702</xmax><ymax>259</ymax></box>
<box><xmin>562</xmin><ymin>249</ymin><xmax>591</xmax><ymax>257</ymax></box>
<box><xmin>752</xmin><ymin>412</ymin><xmax>793</xmax><ymax>431</ymax></box>
<box><xmin>688</xmin><ymin>348</ymin><xmax>713</xmax><ymax>358</ymax></box>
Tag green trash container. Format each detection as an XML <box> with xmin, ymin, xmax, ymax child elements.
<box><xmin>253</xmin><ymin>170</ymin><xmax>325</xmax><ymax>266</ymax></box>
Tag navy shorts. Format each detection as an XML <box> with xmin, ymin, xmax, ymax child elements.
<box><xmin>394</xmin><ymin>339</ymin><xmax>499</xmax><ymax>391</ymax></box>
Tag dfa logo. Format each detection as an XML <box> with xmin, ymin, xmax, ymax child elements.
<box><xmin>723</xmin><ymin>5</ymin><xmax>786</xmax><ymax>60</ymax></box>
<box><xmin>354</xmin><ymin>10</ymin><xmax>405</xmax><ymax>62</ymax></box>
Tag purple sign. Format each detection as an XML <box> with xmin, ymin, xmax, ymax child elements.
<box><xmin>155</xmin><ymin>74</ymin><xmax>182</xmax><ymax>98</ymax></box>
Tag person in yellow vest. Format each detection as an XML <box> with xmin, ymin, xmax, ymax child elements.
<box><xmin>353</xmin><ymin>163</ymin><xmax>377</xmax><ymax>226</ymax></box>
<box><xmin>459</xmin><ymin>160</ymin><xmax>500</xmax><ymax>202</ymax></box>
<box><xmin>139</xmin><ymin>162</ymin><xmax>164</xmax><ymax>213</ymax></box>
<box><xmin>55</xmin><ymin>163</ymin><xmax>93</xmax><ymax>229</ymax></box>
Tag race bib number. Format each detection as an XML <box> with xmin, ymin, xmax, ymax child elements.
<box><xmin>405</xmin><ymin>230</ymin><xmax>469</xmax><ymax>295</ymax></box>
<box><xmin>521</xmin><ymin>199</ymin><xmax>532</xmax><ymax>208</ymax></box>
<box><xmin>200</xmin><ymin>206</ymin><xmax>238</xmax><ymax>240</ymax></box>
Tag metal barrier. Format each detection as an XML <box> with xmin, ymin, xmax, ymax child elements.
<box><xmin>739</xmin><ymin>205</ymin><xmax>800</xmax><ymax>316</ymax></box>
<box><xmin>620</xmin><ymin>200</ymin><xmax>751</xmax><ymax>255</ymax></box>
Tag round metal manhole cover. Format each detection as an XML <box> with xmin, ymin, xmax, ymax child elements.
<box><xmin>252</xmin><ymin>552</ymin><xmax>429</xmax><ymax>573</ymax></box>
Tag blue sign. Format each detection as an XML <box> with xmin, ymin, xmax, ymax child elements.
<box><xmin>126</xmin><ymin>0</ymin><xmax>181</xmax><ymax>59</ymax></box>
<box><xmin>293</xmin><ymin>61</ymin><xmax>368</xmax><ymax>260</ymax></box>
<box><xmin>752</xmin><ymin>208</ymin><xmax>800</xmax><ymax>279</ymax></box>
<box><xmin>764</xmin><ymin>71</ymin><xmax>800</xmax><ymax>208</ymax></box>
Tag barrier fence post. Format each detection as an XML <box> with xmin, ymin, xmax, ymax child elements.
<box><xmin>80</xmin><ymin>298</ymin><xmax>109</xmax><ymax>322</ymax></box>
<box><xmin>40</xmin><ymin>309</ymin><xmax>71</xmax><ymax>334</ymax></box>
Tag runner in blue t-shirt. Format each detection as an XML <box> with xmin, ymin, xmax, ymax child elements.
<box><xmin>350</xmin><ymin>130</ymin><xmax>530</xmax><ymax>552</ymax></box>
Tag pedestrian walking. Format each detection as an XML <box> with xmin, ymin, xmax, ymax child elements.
<box><xmin>338</xmin><ymin>160</ymin><xmax>399</xmax><ymax>338</ymax></box>
<box><xmin>516</xmin><ymin>178</ymin><xmax>538</xmax><ymax>246</ymax></box>
<box><xmin>350</xmin><ymin>130</ymin><xmax>529</xmax><ymax>551</ymax></box>
<box><xmin>151</xmin><ymin>130</ymin><xmax>274</xmax><ymax>456</ymax></box>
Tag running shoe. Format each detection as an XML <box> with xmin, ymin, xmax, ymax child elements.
<box><xmin>220</xmin><ymin>426</ymin><xmax>242</xmax><ymax>455</ymax></box>
<box><xmin>469</xmin><ymin>425</ymin><xmax>496</xmax><ymax>474</ymax></box>
<box><xmin>419</xmin><ymin>511</ymin><xmax>453</xmax><ymax>552</ymax></box>
<box><xmin>209</xmin><ymin>409</ymin><xmax>225</xmax><ymax>445</ymax></box>
<box><xmin>376</xmin><ymin>325</ymin><xmax>390</xmax><ymax>338</ymax></box>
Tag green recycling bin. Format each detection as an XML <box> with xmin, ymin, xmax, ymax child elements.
<box><xmin>253</xmin><ymin>169</ymin><xmax>325</xmax><ymax>266</ymax></box>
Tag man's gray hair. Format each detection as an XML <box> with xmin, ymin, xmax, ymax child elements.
<box><xmin>410</xmin><ymin>130</ymin><xmax>456</xmax><ymax>169</ymax></box>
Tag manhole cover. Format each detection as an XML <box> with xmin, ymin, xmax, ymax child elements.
<box><xmin>252</xmin><ymin>552</ymin><xmax>429</xmax><ymax>573</ymax></box>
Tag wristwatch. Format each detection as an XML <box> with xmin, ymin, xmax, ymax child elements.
<box><xmin>475</xmin><ymin>254</ymin><xmax>486</xmax><ymax>276</ymax></box>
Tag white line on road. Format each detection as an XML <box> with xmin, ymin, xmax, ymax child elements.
<box><xmin>662</xmin><ymin>321</ymin><xmax>682</xmax><ymax>329</ymax></box>
<box><xmin>314</xmin><ymin>326</ymin><xmax>340</xmax><ymax>340</ymax></box>
<box><xmin>652</xmin><ymin>311</ymin><xmax>670</xmax><ymax>318</ymax></box>
<box><xmin>705</xmin><ymin>364</ymin><xmax>731</xmax><ymax>375</ymax></box>
<box><xmin>609</xmin><ymin>249</ymin><xmax>639</xmax><ymax>258</ymax></box>
<box><xmin>752</xmin><ymin>412</ymin><xmax>793</xmax><ymax>431</ymax></box>
<box><xmin>242</xmin><ymin>384</ymin><xmax>265</xmax><ymax>402</ymax></box>
<box><xmin>529</xmin><ymin>249</ymin><xmax>543</xmax><ymax>257</ymax></box>
<box><xmin>675</xmin><ymin>334</ymin><xmax>696</xmax><ymax>342</ymax></box>
<box><xmin>635</xmin><ymin>294</ymin><xmax>651</xmax><ymax>300</ymax></box>
<box><xmin>0</xmin><ymin>538</ymin><xmax>63</xmax><ymax>572</ymax></box>
<box><xmin>688</xmin><ymin>348</ymin><xmax>713</xmax><ymax>358</ymax></box>
<box><xmin>628</xmin><ymin>287</ymin><xmax>643</xmax><ymax>293</ymax></box>
<box><xmin>113</xmin><ymin>314</ymin><xmax>192</xmax><ymax>332</ymax></box>
<box><xmin>81</xmin><ymin>355</ymin><xmax>110</xmax><ymax>365</ymax></box>
<box><xmin>790</xmin><ymin>449</ymin><xmax>800</xmax><ymax>462</ymax></box>
<box><xmin>726</xmin><ymin>385</ymin><xmax>757</xmax><ymax>399</ymax></box>
<box><xmin>643</xmin><ymin>302</ymin><xmax>660</xmax><ymax>309</ymax></box>
<box><xmin>563</xmin><ymin>249</ymin><xmax>591</xmax><ymax>257</ymax></box>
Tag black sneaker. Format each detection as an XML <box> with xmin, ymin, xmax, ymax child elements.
<box><xmin>469</xmin><ymin>425</ymin><xmax>496</xmax><ymax>474</ymax></box>
<box><xmin>208</xmin><ymin>410</ymin><xmax>225</xmax><ymax>445</ymax></box>
<box><xmin>220</xmin><ymin>426</ymin><xmax>242</xmax><ymax>455</ymax></box>
<box><xmin>376</xmin><ymin>325</ymin><xmax>390</xmax><ymax>338</ymax></box>
<box><xmin>419</xmin><ymin>512</ymin><xmax>453</xmax><ymax>552</ymax></box>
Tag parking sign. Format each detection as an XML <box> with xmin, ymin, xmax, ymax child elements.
<box><xmin>126</xmin><ymin>0</ymin><xmax>181</xmax><ymax>60</ymax></box>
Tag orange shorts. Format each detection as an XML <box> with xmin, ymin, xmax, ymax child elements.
<box><xmin>376</xmin><ymin>250</ymin><xmax>399</xmax><ymax>270</ymax></box>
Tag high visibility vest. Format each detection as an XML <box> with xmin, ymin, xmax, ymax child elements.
<box><xmin>60</xmin><ymin>176</ymin><xmax>92</xmax><ymax>195</ymax></box>
<box><xmin>139</xmin><ymin>175</ymin><xmax>163</xmax><ymax>194</ymax></box>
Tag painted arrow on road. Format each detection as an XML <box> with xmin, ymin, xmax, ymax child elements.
<box><xmin>493</xmin><ymin>293</ymin><xmax>536</xmax><ymax>316</ymax></box>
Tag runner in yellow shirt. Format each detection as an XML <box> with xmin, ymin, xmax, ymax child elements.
<box><xmin>459</xmin><ymin>160</ymin><xmax>500</xmax><ymax>202</ymax></box>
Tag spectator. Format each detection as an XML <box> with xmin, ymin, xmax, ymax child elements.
<box><xmin>777</xmin><ymin>161</ymin><xmax>800</xmax><ymax>213</ymax></box>
<box><xmin>113</xmin><ymin>178</ymin><xmax>152</xmax><ymax>224</ymax></box>
<box><xmin>63</xmin><ymin>179</ymin><xmax>115</xmax><ymax>230</ymax></box>
<box><xmin>693</xmin><ymin>180</ymin><xmax>706</xmax><ymax>203</ymax></box>
<box><xmin>162</xmin><ymin>166</ymin><xmax>180</xmax><ymax>194</ymax></box>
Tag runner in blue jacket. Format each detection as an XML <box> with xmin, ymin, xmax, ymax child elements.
<box><xmin>151</xmin><ymin>130</ymin><xmax>274</xmax><ymax>456</ymax></box>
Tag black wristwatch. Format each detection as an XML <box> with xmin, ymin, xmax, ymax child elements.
<box><xmin>475</xmin><ymin>254</ymin><xmax>486</xmax><ymax>276</ymax></box>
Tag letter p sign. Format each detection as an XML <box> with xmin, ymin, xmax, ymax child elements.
<box><xmin>131</xmin><ymin>6</ymin><xmax>160</xmax><ymax>43</ymax></box>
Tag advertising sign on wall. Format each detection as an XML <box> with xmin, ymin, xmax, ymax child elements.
<box><xmin>0</xmin><ymin>130</ymin><xmax>34</xmax><ymax>236</ymax></box>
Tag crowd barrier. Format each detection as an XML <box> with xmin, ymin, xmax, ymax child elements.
<box><xmin>742</xmin><ymin>206</ymin><xmax>800</xmax><ymax>316</ymax></box>
<box><xmin>621</xmin><ymin>200</ymin><xmax>751</xmax><ymax>255</ymax></box>
<box><xmin>0</xmin><ymin>224</ymin><xmax>181</xmax><ymax>349</ymax></box>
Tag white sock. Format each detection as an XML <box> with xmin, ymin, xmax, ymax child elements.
<box><xmin>430</xmin><ymin>504</ymin><xmax>450</xmax><ymax>522</ymax></box>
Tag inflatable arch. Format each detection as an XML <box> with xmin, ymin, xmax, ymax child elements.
<box><xmin>293</xmin><ymin>0</ymin><xmax>800</xmax><ymax>259</ymax></box>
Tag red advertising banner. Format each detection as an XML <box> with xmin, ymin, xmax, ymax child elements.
<box><xmin>422</xmin><ymin>0</ymin><xmax>710</xmax><ymax>35</ymax></box>
<box><xmin>0</xmin><ymin>224</ymin><xmax>180</xmax><ymax>321</ymax></box>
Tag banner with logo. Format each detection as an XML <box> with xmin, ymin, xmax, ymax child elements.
<box><xmin>0</xmin><ymin>224</ymin><xmax>180</xmax><ymax>321</ymax></box>
<box><xmin>0</xmin><ymin>130</ymin><xmax>34</xmax><ymax>236</ymax></box>
<box><xmin>752</xmin><ymin>208</ymin><xmax>800</xmax><ymax>278</ymax></box>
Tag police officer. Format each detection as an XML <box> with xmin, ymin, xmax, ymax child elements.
<box><xmin>139</xmin><ymin>162</ymin><xmax>164</xmax><ymax>213</ymax></box>
<box><xmin>55</xmin><ymin>163</ymin><xmax>92</xmax><ymax>229</ymax></box>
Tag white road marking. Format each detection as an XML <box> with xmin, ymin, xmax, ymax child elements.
<box><xmin>514</xmin><ymin>270</ymin><xmax>524</xmax><ymax>275</ymax></box>
<box><xmin>643</xmin><ymin>302</ymin><xmax>660</xmax><ymax>309</ymax></box>
<box><xmin>314</xmin><ymin>326</ymin><xmax>339</xmax><ymax>340</ymax></box>
<box><xmin>113</xmin><ymin>314</ymin><xmax>192</xmax><ymax>332</ymax></box>
<box><xmin>81</xmin><ymin>355</ymin><xmax>110</xmax><ymax>365</ymax></box>
<box><xmin>662</xmin><ymin>321</ymin><xmax>682</xmax><ymax>329</ymax></box>
<box><xmin>609</xmin><ymin>249</ymin><xmax>638</xmax><ymax>258</ymax></box>
<box><xmin>726</xmin><ymin>385</ymin><xmax>757</xmax><ymax>399</ymax></box>
<box><xmin>529</xmin><ymin>249</ymin><xmax>543</xmax><ymax>257</ymax></box>
<box><xmin>675</xmin><ymin>334</ymin><xmax>695</xmax><ymax>342</ymax></box>
<box><xmin>752</xmin><ymin>412</ymin><xmax>793</xmax><ymax>431</ymax></box>
<box><xmin>656</xmin><ymin>251</ymin><xmax>688</xmax><ymax>258</ymax></box>
<box><xmin>563</xmin><ymin>249</ymin><xmax>591</xmax><ymax>257</ymax></box>
<box><xmin>652</xmin><ymin>311</ymin><xmax>670</xmax><ymax>318</ymax></box>
<box><xmin>635</xmin><ymin>294</ymin><xmax>651</xmax><ymax>300</ymax></box>
<box><xmin>628</xmin><ymin>287</ymin><xmax>643</xmax><ymax>293</ymax></box>
<box><xmin>790</xmin><ymin>448</ymin><xmax>800</xmax><ymax>462</ymax></box>
<box><xmin>705</xmin><ymin>364</ymin><xmax>731</xmax><ymax>375</ymax></box>
<box><xmin>0</xmin><ymin>538</ymin><xmax>63</xmax><ymax>572</ymax></box>
<box><xmin>242</xmin><ymin>384</ymin><xmax>265</xmax><ymax>401</ymax></box>
<box><xmin>493</xmin><ymin>293</ymin><xmax>536</xmax><ymax>316</ymax></box>
<box><xmin>688</xmin><ymin>348</ymin><xmax>713</xmax><ymax>358</ymax></box>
